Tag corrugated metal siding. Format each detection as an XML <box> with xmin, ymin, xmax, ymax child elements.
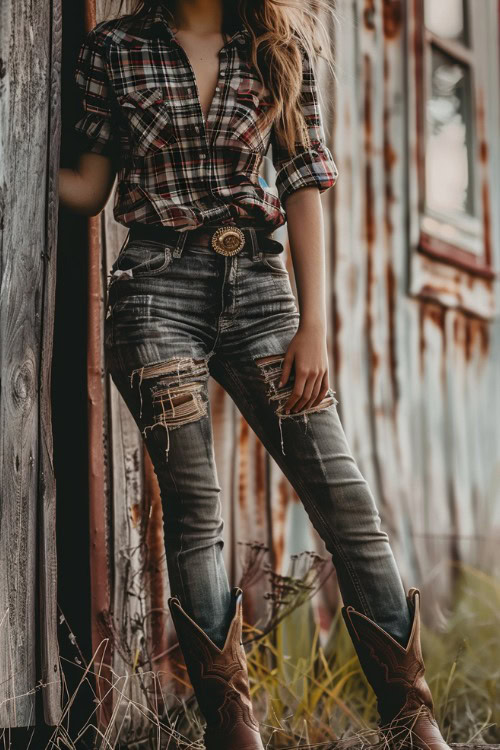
<box><xmin>330</xmin><ymin>0</ymin><xmax>500</xmax><ymax>625</ymax></box>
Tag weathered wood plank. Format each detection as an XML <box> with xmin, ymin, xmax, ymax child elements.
<box><xmin>0</xmin><ymin>0</ymin><xmax>53</xmax><ymax>727</ymax></box>
<box><xmin>38</xmin><ymin>0</ymin><xmax>63</xmax><ymax>725</ymax></box>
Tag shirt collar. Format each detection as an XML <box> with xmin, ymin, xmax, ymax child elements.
<box><xmin>140</xmin><ymin>4</ymin><xmax>251</xmax><ymax>47</ymax></box>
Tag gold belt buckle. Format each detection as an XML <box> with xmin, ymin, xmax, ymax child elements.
<box><xmin>211</xmin><ymin>226</ymin><xmax>246</xmax><ymax>256</ymax></box>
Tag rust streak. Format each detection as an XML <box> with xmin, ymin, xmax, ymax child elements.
<box><xmin>386</xmin><ymin>262</ymin><xmax>399</xmax><ymax>402</ymax></box>
<box><xmin>427</xmin><ymin>304</ymin><xmax>447</xmax><ymax>383</ymax></box>
<box><xmin>478</xmin><ymin>319</ymin><xmax>490</xmax><ymax>357</ymax></box>
<box><xmin>482</xmin><ymin>181</ymin><xmax>492</xmax><ymax>268</ymax></box>
<box><xmin>273</xmin><ymin>476</ymin><xmax>289</xmax><ymax>573</ymax></box>
<box><xmin>383</xmin><ymin>42</ymin><xmax>398</xmax><ymax>410</ymax></box>
<box><xmin>238</xmin><ymin>416</ymin><xmax>250</xmax><ymax>513</ymax></box>
<box><xmin>452</xmin><ymin>311</ymin><xmax>489</xmax><ymax>363</ymax></box>
<box><xmin>418</xmin><ymin>303</ymin><xmax>426</xmax><ymax>376</ymax></box>
<box><xmin>465</xmin><ymin>317</ymin><xmax>473</xmax><ymax>362</ymax></box>
<box><xmin>363</xmin><ymin>54</ymin><xmax>378</xmax><ymax>382</ymax></box>
<box><xmin>464</xmin><ymin>316</ymin><xmax>490</xmax><ymax>362</ymax></box>
<box><xmin>363</xmin><ymin>0</ymin><xmax>376</xmax><ymax>30</ymax></box>
<box><xmin>383</xmin><ymin>0</ymin><xmax>403</xmax><ymax>40</ymax></box>
<box><xmin>419</xmin><ymin>284</ymin><xmax>464</xmax><ymax>308</ymax></box>
<box><xmin>476</xmin><ymin>89</ymin><xmax>493</xmax><ymax>267</ymax></box>
<box><xmin>255</xmin><ymin>438</ymin><xmax>266</xmax><ymax>529</ymax></box>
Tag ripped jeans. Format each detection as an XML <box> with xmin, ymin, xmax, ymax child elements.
<box><xmin>104</xmin><ymin>225</ymin><xmax>412</xmax><ymax>649</ymax></box>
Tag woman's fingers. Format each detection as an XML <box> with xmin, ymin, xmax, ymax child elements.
<box><xmin>284</xmin><ymin>367</ymin><xmax>308</xmax><ymax>412</ymax></box>
<box><xmin>311</xmin><ymin>372</ymin><xmax>330</xmax><ymax>408</ymax></box>
<box><xmin>286</xmin><ymin>369</ymin><xmax>316</xmax><ymax>413</ymax></box>
<box><xmin>284</xmin><ymin>370</ymin><xmax>330</xmax><ymax>413</ymax></box>
<box><xmin>302</xmin><ymin>373</ymin><xmax>323</xmax><ymax>411</ymax></box>
<box><xmin>279</xmin><ymin>348</ymin><xmax>295</xmax><ymax>388</ymax></box>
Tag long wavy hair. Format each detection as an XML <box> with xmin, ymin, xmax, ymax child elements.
<box><xmin>117</xmin><ymin>0</ymin><xmax>336</xmax><ymax>157</ymax></box>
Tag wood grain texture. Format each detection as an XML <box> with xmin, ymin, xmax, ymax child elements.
<box><xmin>0</xmin><ymin>0</ymin><xmax>59</xmax><ymax>728</ymax></box>
<box><xmin>38</xmin><ymin>0</ymin><xmax>63</xmax><ymax>725</ymax></box>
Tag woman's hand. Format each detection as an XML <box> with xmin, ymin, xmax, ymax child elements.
<box><xmin>280</xmin><ymin>322</ymin><xmax>330</xmax><ymax>413</ymax></box>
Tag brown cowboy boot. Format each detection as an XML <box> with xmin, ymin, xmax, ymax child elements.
<box><xmin>342</xmin><ymin>588</ymin><xmax>451</xmax><ymax>750</ymax></box>
<box><xmin>168</xmin><ymin>587</ymin><xmax>264</xmax><ymax>750</ymax></box>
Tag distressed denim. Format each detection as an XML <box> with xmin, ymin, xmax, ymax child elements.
<box><xmin>104</xmin><ymin>226</ymin><xmax>412</xmax><ymax>649</ymax></box>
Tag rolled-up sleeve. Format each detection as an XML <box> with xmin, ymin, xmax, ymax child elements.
<box><xmin>271</xmin><ymin>47</ymin><xmax>339</xmax><ymax>206</ymax></box>
<box><xmin>74</xmin><ymin>28</ymin><xmax>117</xmax><ymax>159</ymax></box>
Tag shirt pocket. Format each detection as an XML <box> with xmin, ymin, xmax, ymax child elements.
<box><xmin>228</xmin><ymin>77</ymin><xmax>273</xmax><ymax>153</ymax></box>
<box><xmin>118</xmin><ymin>87</ymin><xmax>176</xmax><ymax>157</ymax></box>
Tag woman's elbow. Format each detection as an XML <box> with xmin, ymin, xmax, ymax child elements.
<box><xmin>59</xmin><ymin>158</ymin><xmax>116</xmax><ymax>217</ymax></box>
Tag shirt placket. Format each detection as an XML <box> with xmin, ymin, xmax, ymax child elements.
<box><xmin>170</xmin><ymin>36</ymin><xmax>235</xmax><ymax>222</ymax></box>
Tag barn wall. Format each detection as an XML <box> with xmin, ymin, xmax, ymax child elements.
<box><xmin>330</xmin><ymin>0</ymin><xmax>500</xmax><ymax>624</ymax></box>
<box><xmin>0</xmin><ymin>0</ymin><xmax>62</xmax><ymax>728</ymax></box>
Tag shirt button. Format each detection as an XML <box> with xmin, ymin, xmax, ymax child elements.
<box><xmin>215</xmin><ymin>86</ymin><xmax>220</xmax><ymax>92</ymax></box>
<box><xmin>200</xmin><ymin>153</ymin><xmax>207</xmax><ymax>159</ymax></box>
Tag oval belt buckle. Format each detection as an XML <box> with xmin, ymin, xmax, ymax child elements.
<box><xmin>211</xmin><ymin>226</ymin><xmax>245</xmax><ymax>256</ymax></box>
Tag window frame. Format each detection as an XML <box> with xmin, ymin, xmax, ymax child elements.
<box><xmin>407</xmin><ymin>0</ymin><xmax>499</xmax><ymax>317</ymax></box>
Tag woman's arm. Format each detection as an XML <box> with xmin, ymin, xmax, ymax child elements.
<box><xmin>279</xmin><ymin>186</ymin><xmax>331</xmax><ymax>413</ymax></box>
<box><xmin>269</xmin><ymin>47</ymin><xmax>338</xmax><ymax>412</ymax></box>
<box><xmin>61</xmin><ymin>26</ymin><xmax>118</xmax><ymax>216</ymax></box>
<box><xmin>59</xmin><ymin>152</ymin><xmax>116</xmax><ymax>216</ymax></box>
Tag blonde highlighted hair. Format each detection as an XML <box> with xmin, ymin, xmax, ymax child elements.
<box><xmin>120</xmin><ymin>0</ymin><xmax>336</xmax><ymax>157</ymax></box>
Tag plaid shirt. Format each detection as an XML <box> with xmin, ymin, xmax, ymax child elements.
<box><xmin>74</xmin><ymin>4</ymin><xmax>339</xmax><ymax>231</ymax></box>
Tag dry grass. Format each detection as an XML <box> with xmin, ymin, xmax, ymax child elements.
<box><xmin>1</xmin><ymin>559</ymin><xmax>498</xmax><ymax>749</ymax></box>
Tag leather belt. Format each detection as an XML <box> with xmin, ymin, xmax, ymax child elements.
<box><xmin>128</xmin><ymin>222</ymin><xmax>284</xmax><ymax>256</ymax></box>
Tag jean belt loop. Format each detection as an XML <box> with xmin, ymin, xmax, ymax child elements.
<box><xmin>173</xmin><ymin>229</ymin><xmax>188</xmax><ymax>258</ymax></box>
<box><xmin>248</xmin><ymin>228</ymin><xmax>259</xmax><ymax>261</ymax></box>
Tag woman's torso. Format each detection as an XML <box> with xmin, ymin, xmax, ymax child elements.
<box><xmin>76</xmin><ymin>4</ymin><xmax>286</xmax><ymax>232</ymax></box>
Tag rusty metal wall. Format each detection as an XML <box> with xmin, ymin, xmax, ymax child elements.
<box><xmin>87</xmin><ymin>0</ymin><xmax>500</xmax><ymax>734</ymax></box>
<box><xmin>330</xmin><ymin>0</ymin><xmax>500</xmax><ymax>625</ymax></box>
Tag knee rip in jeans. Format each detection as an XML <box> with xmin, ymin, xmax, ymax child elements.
<box><xmin>129</xmin><ymin>356</ymin><xmax>209</xmax><ymax>461</ymax></box>
<box><xmin>255</xmin><ymin>354</ymin><xmax>338</xmax><ymax>456</ymax></box>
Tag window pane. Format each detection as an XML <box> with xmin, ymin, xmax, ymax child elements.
<box><xmin>425</xmin><ymin>46</ymin><xmax>475</xmax><ymax>219</ymax></box>
<box><xmin>424</xmin><ymin>0</ymin><xmax>468</xmax><ymax>45</ymax></box>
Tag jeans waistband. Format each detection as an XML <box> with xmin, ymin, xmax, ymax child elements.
<box><xmin>127</xmin><ymin>222</ymin><xmax>284</xmax><ymax>259</ymax></box>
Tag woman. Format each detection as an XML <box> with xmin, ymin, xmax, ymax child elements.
<box><xmin>59</xmin><ymin>1</ymin><xmax>451</xmax><ymax>748</ymax></box>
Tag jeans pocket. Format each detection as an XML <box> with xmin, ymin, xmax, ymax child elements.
<box><xmin>110</xmin><ymin>239</ymin><xmax>173</xmax><ymax>280</ymax></box>
<box><xmin>260</xmin><ymin>252</ymin><xmax>289</xmax><ymax>275</ymax></box>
